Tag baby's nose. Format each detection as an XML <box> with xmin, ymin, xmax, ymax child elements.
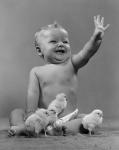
<box><xmin>58</xmin><ymin>42</ymin><xmax>64</xmax><ymax>47</ymax></box>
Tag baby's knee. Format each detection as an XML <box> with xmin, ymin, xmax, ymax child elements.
<box><xmin>9</xmin><ymin>108</ymin><xmax>25</xmax><ymax>126</ymax></box>
<box><xmin>10</xmin><ymin>108</ymin><xmax>25</xmax><ymax>116</ymax></box>
<box><xmin>10</xmin><ymin>108</ymin><xmax>25</xmax><ymax>120</ymax></box>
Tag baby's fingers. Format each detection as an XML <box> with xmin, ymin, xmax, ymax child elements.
<box><xmin>94</xmin><ymin>15</ymin><xmax>102</xmax><ymax>26</ymax></box>
<box><xmin>101</xmin><ymin>17</ymin><xmax>104</xmax><ymax>26</ymax></box>
<box><xmin>94</xmin><ymin>16</ymin><xmax>98</xmax><ymax>25</ymax></box>
<box><xmin>104</xmin><ymin>24</ymin><xmax>110</xmax><ymax>30</ymax></box>
<box><xmin>94</xmin><ymin>15</ymin><xmax>101</xmax><ymax>23</ymax></box>
<box><xmin>97</xmin><ymin>15</ymin><xmax>101</xmax><ymax>23</ymax></box>
<box><xmin>94</xmin><ymin>16</ymin><xmax>96</xmax><ymax>23</ymax></box>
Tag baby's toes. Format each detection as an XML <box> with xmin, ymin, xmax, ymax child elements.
<box><xmin>46</xmin><ymin>125</ymin><xmax>54</xmax><ymax>136</ymax></box>
<box><xmin>8</xmin><ymin>128</ymin><xmax>16</xmax><ymax>137</ymax></box>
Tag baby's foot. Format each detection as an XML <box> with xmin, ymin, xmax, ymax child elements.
<box><xmin>46</xmin><ymin>125</ymin><xmax>63</xmax><ymax>136</ymax></box>
<box><xmin>8</xmin><ymin>126</ymin><xmax>17</xmax><ymax>136</ymax></box>
<box><xmin>56</xmin><ymin>108</ymin><xmax>79</xmax><ymax>125</ymax></box>
<box><xmin>8</xmin><ymin>125</ymin><xmax>27</xmax><ymax>137</ymax></box>
<box><xmin>46</xmin><ymin>126</ymin><xmax>54</xmax><ymax>136</ymax></box>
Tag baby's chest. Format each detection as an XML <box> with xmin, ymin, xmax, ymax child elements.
<box><xmin>40</xmin><ymin>68</ymin><xmax>76</xmax><ymax>87</ymax></box>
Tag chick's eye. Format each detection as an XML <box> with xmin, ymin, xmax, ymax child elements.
<box><xmin>49</xmin><ymin>110</ymin><xmax>56</xmax><ymax>115</ymax></box>
<box><xmin>45</xmin><ymin>111</ymin><xmax>49</xmax><ymax>115</ymax></box>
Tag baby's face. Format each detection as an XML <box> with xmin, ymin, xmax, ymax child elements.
<box><xmin>37</xmin><ymin>28</ymin><xmax>71</xmax><ymax>64</ymax></box>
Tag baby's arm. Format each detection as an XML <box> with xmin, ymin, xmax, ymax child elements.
<box><xmin>26</xmin><ymin>67</ymin><xmax>40</xmax><ymax>117</ymax></box>
<box><xmin>72</xmin><ymin>15</ymin><xmax>110</xmax><ymax>71</ymax></box>
<box><xmin>8</xmin><ymin>68</ymin><xmax>40</xmax><ymax>136</ymax></box>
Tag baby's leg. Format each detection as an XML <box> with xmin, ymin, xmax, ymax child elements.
<box><xmin>62</xmin><ymin>118</ymin><xmax>82</xmax><ymax>135</ymax></box>
<box><xmin>8</xmin><ymin>108</ymin><xmax>26</xmax><ymax>136</ymax></box>
<box><xmin>57</xmin><ymin>108</ymin><xmax>79</xmax><ymax>124</ymax></box>
<box><xmin>47</xmin><ymin>113</ymin><xmax>88</xmax><ymax>136</ymax></box>
<box><xmin>46</xmin><ymin>117</ymin><xmax>83</xmax><ymax>136</ymax></box>
<box><xmin>62</xmin><ymin>114</ymin><xmax>89</xmax><ymax>135</ymax></box>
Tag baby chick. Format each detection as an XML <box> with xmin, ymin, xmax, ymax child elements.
<box><xmin>82</xmin><ymin>109</ymin><xmax>103</xmax><ymax>136</ymax></box>
<box><xmin>48</xmin><ymin>93</ymin><xmax>67</xmax><ymax>116</ymax></box>
<box><xmin>25</xmin><ymin>108</ymin><xmax>56</xmax><ymax>136</ymax></box>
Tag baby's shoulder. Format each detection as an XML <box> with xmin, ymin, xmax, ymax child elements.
<box><xmin>30</xmin><ymin>66</ymin><xmax>50</xmax><ymax>79</ymax></box>
<box><xmin>30</xmin><ymin>66</ymin><xmax>42</xmax><ymax>74</ymax></box>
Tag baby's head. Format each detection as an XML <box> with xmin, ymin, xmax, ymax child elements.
<box><xmin>34</xmin><ymin>22</ymin><xmax>71</xmax><ymax>64</ymax></box>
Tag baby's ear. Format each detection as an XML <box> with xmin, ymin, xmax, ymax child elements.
<box><xmin>34</xmin><ymin>40</ymin><xmax>43</xmax><ymax>56</ymax></box>
<box><xmin>36</xmin><ymin>47</ymin><xmax>42</xmax><ymax>56</ymax></box>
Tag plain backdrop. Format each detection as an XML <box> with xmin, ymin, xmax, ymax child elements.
<box><xmin>0</xmin><ymin>0</ymin><xmax>119</xmax><ymax>119</ymax></box>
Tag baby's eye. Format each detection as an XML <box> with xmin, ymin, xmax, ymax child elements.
<box><xmin>50</xmin><ymin>40</ymin><xmax>57</xmax><ymax>44</ymax></box>
<box><xmin>63</xmin><ymin>41</ymin><xmax>69</xmax><ymax>44</ymax></box>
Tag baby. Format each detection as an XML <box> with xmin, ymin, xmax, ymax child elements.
<box><xmin>9</xmin><ymin>15</ymin><xmax>109</xmax><ymax>136</ymax></box>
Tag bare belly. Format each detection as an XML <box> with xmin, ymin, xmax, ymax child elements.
<box><xmin>39</xmin><ymin>84</ymin><xmax>78</xmax><ymax>117</ymax></box>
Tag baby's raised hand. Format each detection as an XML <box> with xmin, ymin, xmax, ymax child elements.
<box><xmin>94</xmin><ymin>15</ymin><xmax>110</xmax><ymax>37</ymax></box>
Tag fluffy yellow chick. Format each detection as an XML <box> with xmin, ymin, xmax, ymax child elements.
<box><xmin>48</xmin><ymin>93</ymin><xmax>67</xmax><ymax>116</ymax></box>
<box><xmin>25</xmin><ymin>108</ymin><xmax>56</xmax><ymax>136</ymax></box>
<box><xmin>82</xmin><ymin>109</ymin><xmax>103</xmax><ymax>136</ymax></box>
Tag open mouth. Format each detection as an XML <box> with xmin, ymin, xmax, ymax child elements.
<box><xmin>55</xmin><ymin>48</ymin><xmax>66</xmax><ymax>54</ymax></box>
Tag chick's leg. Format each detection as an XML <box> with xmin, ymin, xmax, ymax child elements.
<box><xmin>34</xmin><ymin>120</ymin><xmax>42</xmax><ymax>136</ymax></box>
